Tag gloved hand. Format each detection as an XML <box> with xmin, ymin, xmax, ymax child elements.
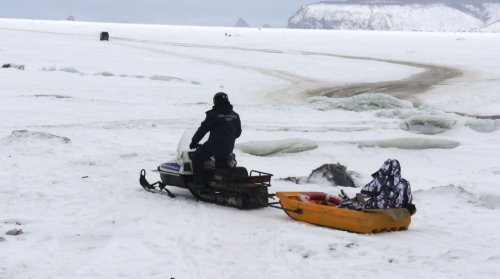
<box><xmin>189</xmin><ymin>142</ymin><xmax>198</xmax><ymax>149</ymax></box>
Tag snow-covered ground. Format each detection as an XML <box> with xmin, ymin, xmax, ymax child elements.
<box><xmin>1</xmin><ymin>19</ymin><xmax>499</xmax><ymax>278</ymax></box>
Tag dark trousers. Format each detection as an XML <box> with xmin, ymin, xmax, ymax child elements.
<box><xmin>192</xmin><ymin>142</ymin><xmax>232</xmax><ymax>185</ymax></box>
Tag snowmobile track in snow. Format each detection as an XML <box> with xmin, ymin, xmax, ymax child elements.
<box><xmin>6</xmin><ymin>27</ymin><xmax>496</xmax><ymax>119</ymax></box>
<box><xmin>110</xmin><ymin>37</ymin><xmax>498</xmax><ymax>119</ymax></box>
<box><xmin>111</xmin><ymin>36</ymin><xmax>462</xmax><ymax>105</ymax></box>
<box><xmin>0</xmin><ymin>27</ymin><xmax>461</xmax><ymax>105</ymax></box>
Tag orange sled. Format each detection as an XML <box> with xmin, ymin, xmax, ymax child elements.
<box><xmin>275</xmin><ymin>192</ymin><xmax>412</xmax><ymax>234</ymax></box>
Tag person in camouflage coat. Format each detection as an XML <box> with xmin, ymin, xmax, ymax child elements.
<box><xmin>339</xmin><ymin>159</ymin><xmax>414</xmax><ymax>211</ymax></box>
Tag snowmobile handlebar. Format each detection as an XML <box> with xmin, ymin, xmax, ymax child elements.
<box><xmin>189</xmin><ymin>143</ymin><xmax>202</xmax><ymax>150</ymax></box>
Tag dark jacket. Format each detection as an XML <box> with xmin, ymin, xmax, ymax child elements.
<box><xmin>191</xmin><ymin>103</ymin><xmax>241</xmax><ymax>149</ymax></box>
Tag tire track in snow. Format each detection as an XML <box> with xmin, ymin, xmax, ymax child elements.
<box><xmin>110</xmin><ymin>39</ymin><xmax>319</xmax><ymax>86</ymax></box>
<box><xmin>111</xmin><ymin>38</ymin><xmax>500</xmax><ymax>120</ymax></box>
<box><xmin>453</xmin><ymin>112</ymin><xmax>500</xmax><ymax>120</ymax></box>
<box><xmin>2</xmin><ymin>27</ymin><xmax>478</xmax><ymax>113</ymax></box>
<box><xmin>107</xmin><ymin>38</ymin><xmax>498</xmax><ymax>119</ymax></box>
<box><xmin>1</xmin><ymin>27</ymin><xmax>461</xmax><ymax>104</ymax></box>
<box><xmin>112</xmin><ymin>36</ymin><xmax>462</xmax><ymax>105</ymax></box>
<box><xmin>302</xmin><ymin>52</ymin><xmax>462</xmax><ymax>105</ymax></box>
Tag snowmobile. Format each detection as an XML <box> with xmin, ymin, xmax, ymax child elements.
<box><xmin>139</xmin><ymin>130</ymin><xmax>273</xmax><ymax>209</ymax></box>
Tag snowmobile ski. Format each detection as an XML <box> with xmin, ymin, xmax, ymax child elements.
<box><xmin>140</xmin><ymin>169</ymin><xmax>175</xmax><ymax>198</ymax></box>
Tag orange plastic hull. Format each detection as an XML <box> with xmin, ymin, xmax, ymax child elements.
<box><xmin>276</xmin><ymin>192</ymin><xmax>412</xmax><ymax>234</ymax></box>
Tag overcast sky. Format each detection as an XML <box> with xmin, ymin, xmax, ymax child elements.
<box><xmin>0</xmin><ymin>0</ymin><xmax>318</xmax><ymax>28</ymax></box>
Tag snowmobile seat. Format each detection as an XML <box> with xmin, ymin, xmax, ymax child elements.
<box><xmin>205</xmin><ymin>166</ymin><xmax>249</xmax><ymax>184</ymax></box>
<box><xmin>223</xmin><ymin>166</ymin><xmax>248</xmax><ymax>178</ymax></box>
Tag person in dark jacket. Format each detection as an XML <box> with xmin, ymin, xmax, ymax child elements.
<box><xmin>189</xmin><ymin>92</ymin><xmax>242</xmax><ymax>188</ymax></box>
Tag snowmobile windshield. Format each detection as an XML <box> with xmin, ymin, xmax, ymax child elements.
<box><xmin>177</xmin><ymin>129</ymin><xmax>196</xmax><ymax>158</ymax></box>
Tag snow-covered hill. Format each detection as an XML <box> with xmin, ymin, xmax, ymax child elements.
<box><xmin>480</xmin><ymin>19</ymin><xmax>500</xmax><ymax>31</ymax></box>
<box><xmin>288</xmin><ymin>1</ymin><xmax>500</xmax><ymax>32</ymax></box>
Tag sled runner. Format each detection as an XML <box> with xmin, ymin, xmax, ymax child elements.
<box><xmin>275</xmin><ymin>192</ymin><xmax>412</xmax><ymax>233</ymax></box>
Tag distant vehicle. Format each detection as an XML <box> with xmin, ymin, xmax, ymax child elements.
<box><xmin>100</xmin><ymin>32</ymin><xmax>109</xmax><ymax>41</ymax></box>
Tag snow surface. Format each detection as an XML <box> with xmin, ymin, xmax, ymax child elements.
<box><xmin>1</xmin><ymin>19</ymin><xmax>500</xmax><ymax>278</ymax></box>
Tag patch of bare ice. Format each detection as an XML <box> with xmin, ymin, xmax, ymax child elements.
<box><xmin>375</xmin><ymin>108</ymin><xmax>444</xmax><ymax>119</ymax></box>
<box><xmin>1</xmin><ymin>130</ymin><xmax>71</xmax><ymax>145</ymax></box>
<box><xmin>400</xmin><ymin>115</ymin><xmax>456</xmax><ymax>135</ymax></box>
<box><xmin>95</xmin><ymin>71</ymin><xmax>114</xmax><ymax>77</ymax></box>
<box><xmin>465</xmin><ymin>119</ymin><xmax>497</xmax><ymax>133</ymax></box>
<box><xmin>308</xmin><ymin>93</ymin><xmax>413</xmax><ymax>112</ymax></box>
<box><xmin>34</xmin><ymin>94</ymin><xmax>71</xmax><ymax>99</ymax></box>
<box><xmin>349</xmin><ymin>137</ymin><xmax>459</xmax><ymax>149</ymax></box>
<box><xmin>150</xmin><ymin>75</ymin><xmax>184</xmax><ymax>82</ymax></box>
<box><xmin>237</xmin><ymin>138</ymin><xmax>318</xmax><ymax>156</ymax></box>
<box><xmin>59</xmin><ymin>67</ymin><xmax>81</xmax><ymax>74</ymax></box>
<box><xmin>41</xmin><ymin>66</ymin><xmax>57</xmax><ymax>72</ymax></box>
